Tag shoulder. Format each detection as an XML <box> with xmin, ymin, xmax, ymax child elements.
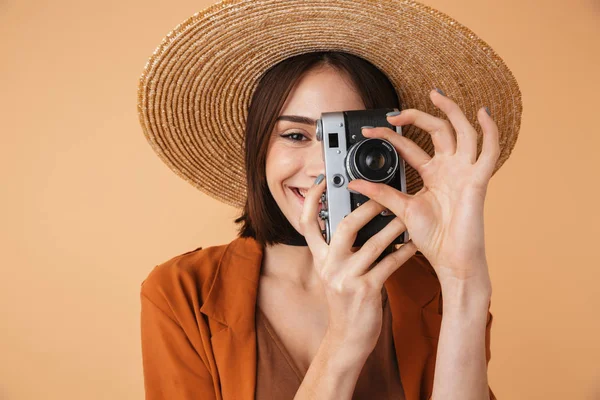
<box><xmin>139</xmin><ymin>243</ymin><xmax>228</xmax><ymax>312</ymax></box>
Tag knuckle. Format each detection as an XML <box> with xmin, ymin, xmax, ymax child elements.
<box><xmin>362</xmin><ymin>238</ymin><xmax>383</xmax><ymax>256</ymax></box>
<box><xmin>491</xmin><ymin>140</ymin><xmax>501</xmax><ymax>158</ymax></box>
<box><xmin>398</xmin><ymin>243</ymin><xmax>417</xmax><ymax>260</ymax></box>
<box><xmin>319</xmin><ymin>267</ymin><xmax>334</xmax><ymax>285</ymax></box>
<box><xmin>298</xmin><ymin>214</ymin><xmax>309</xmax><ymax>228</ymax></box>
<box><xmin>490</xmin><ymin>147</ymin><xmax>501</xmax><ymax>162</ymax></box>
<box><xmin>336</xmin><ymin>218</ymin><xmax>353</xmax><ymax>236</ymax></box>
<box><xmin>441</xmin><ymin>120</ymin><xmax>453</xmax><ymax>132</ymax></box>
<box><xmin>481</xmin><ymin>139</ymin><xmax>500</xmax><ymax>163</ymax></box>
<box><xmin>404</xmin><ymin>201</ymin><xmax>419</xmax><ymax>221</ymax></box>
<box><xmin>354</xmin><ymin>281</ymin><xmax>369</xmax><ymax>297</ymax></box>
<box><xmin>447</xmin><ymin>99</ymin><xmax>459</xmax><ymax>109</ymax></box>
<box><xmin>378</xmin><ymin>251</ymin><xmax>401</xmax><ymax>271</ymax></box>
<box><xmin>323</xmin><ymin>272</ymin><xmax>350</xmax><ymax>294</ymax></box>
<box><xmin>337</xmin><ymin>274</ymin><xmax>353</xmax><ymax>293</ymax></box>
<box><xmin>372</xmin><ymin>199</ymin><xmax>387</xmax><ymax>214</ymax></box>
<box><xmin>402</xmin><ymin>108</ymin><xmax>416</xmax><ymax>117</ymax></box>
<box><xmin>390</xmin><ymin>249</ymin><xmax>407</xmax><ymax>264</ymax></box>
<box><xmin>354</xmin><ymin>280</ymin><xmax>376</xmax><ymax>298</ymax></box>
<box><xmin>365</xmin><ymin>185</ymin><xmax>383</xmax><ymax>201</ymax></box>
<box><xmin>380</xmin><ymin>126</ymin><xmax>396</xmax><ymax>138</ymax></box>
<box><xmin>373</xmin><ymin>185</ymin><xmax>384</xmax><ymax>198</ymax></box>
<box><xmin>389</xmin><ymin>217</ymin><xmax>405</xmax><ymax>232</ymax></box>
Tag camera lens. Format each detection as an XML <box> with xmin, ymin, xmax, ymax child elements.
<box><xmin>346</xmin><ymin>138</ymin><xmax>398</xmax><ymax>183</ymax></box>
<box><xmin>365</xmin><ymin>150</ymin><xmax>386</xmax><ymax>170</ymax></box>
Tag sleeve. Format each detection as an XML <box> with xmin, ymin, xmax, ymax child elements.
<box><xmin>485</xmin><ymin>310</ymin><xmax>497</xmax><ymax>400</ymax></box>
<box><xmin>140</xmin><ymin>292</ymin><xmax>217</xmax><ymax>400</ymax></box>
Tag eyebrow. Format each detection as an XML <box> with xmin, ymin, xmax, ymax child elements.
<box><xmin>275</xmin><ymin>115</ymin><xmax>317</xmax><ymax>126</ymax></box>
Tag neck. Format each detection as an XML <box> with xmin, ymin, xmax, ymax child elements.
<box><xmin>262</xmin><ymin>243</ymin><xmax>322</xmax><ymax>290</ymax></box>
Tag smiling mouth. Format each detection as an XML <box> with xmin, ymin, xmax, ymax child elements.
<box><xmin>290</xmin><ymin>187</ymin><xmax>324</xmax><ymax>209</ymax></box>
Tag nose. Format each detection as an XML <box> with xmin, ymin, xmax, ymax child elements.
<box><xmin>306</xmin><ymin>141</ymin><xmax>325</xmax><ymax>179</ymax></box>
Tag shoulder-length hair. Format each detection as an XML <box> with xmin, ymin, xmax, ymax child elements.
<box><xmin>234</xmin><ymin>52</ymin><xmax>401</xmax><ymax>247</ymax></box>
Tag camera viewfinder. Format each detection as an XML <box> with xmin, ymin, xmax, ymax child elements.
<box><xmin>328</xmin><ymin>133</ymin><xmax>339</xmax><ymax>148</ymax></box>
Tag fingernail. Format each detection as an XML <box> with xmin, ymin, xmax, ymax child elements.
<box><xmin>386</xmin><ymin>111</ymin><xmax>401</xmax><ymax>117</ymax></box>
<box><xmin>434</xmin><ymin>88</ymin><xmax>446</xmax><ymax>96</ymax></box>
<box><xmin>484</xmin><ymin>106</ymin><xmax>491</xmax><ymax>116</ymax></box>
<box><xmin>314</xmin><ymin>174</ymin><xmax>325</xmax><ymax>185</ymax></box>
<box><xmin>361</xmin><ymin>125</ymin><xmax>374</xmax><ymax>130</ymax></box>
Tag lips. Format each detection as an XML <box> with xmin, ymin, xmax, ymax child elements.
<box><xmin>289</xmin><ymin>187</ymin><xmax>323</xmax><ymax>211</ymax></box>
<box><xmin>290</xmin><ymin>187</ymin><xmax>307</xmax><ymax>203</ymax></box>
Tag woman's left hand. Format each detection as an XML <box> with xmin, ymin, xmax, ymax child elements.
<box><xmin>347</xmin><ymin>89</ymin><xmax>499</xmax><ymax>292</ymax></box>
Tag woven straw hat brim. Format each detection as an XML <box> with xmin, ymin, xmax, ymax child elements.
<box><xmin>138</xmin><ymin>0</ymin><xmax>523</xmax><ymax>209</ymax></box>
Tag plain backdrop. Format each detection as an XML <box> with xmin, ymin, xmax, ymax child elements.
<box><xmin>1</xmin><ymin>0</ymin><xmax>599</xmax><ymax>399</ymax></box>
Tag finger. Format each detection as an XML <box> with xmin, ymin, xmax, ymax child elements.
<box><xmin>385</xmin><ymin>106</ymin><xmax>456</xmax><ymax>156</ymax></box>
<box><xmin>414</xmin><ymin>185</ymin><xmax>427</xmax><ymax>196</ymax></box>
<box><xmin>361</xmin><ymin>126</ymin><xmax>431</xmax><ymax>180</ymax></box>
<box><xmin>328</xmin><ymin>199</ymin><xmax>387</xmax><ymax>255</ymax></box>
<box><xmin>346</xmin><ymin>179</ymin><xmax>411</xmax><ymax>223</ymax></box>
<box><xmin>347</xmin><ymin>217</ymin><xmax>408</xmax><ymax>276</ymax></box>
<box><xmin>429</xmin><ymin>89</ymin><xmax>478</xmax><ymax>163</ymax></box>
<box><xmin>474</xmin><ymin>107</ymin><xmax>501</xmax><ymax>181</ymax></box>
<box><xmin>298</xmin><ymin>175</ymin><xmax>328</xmax><ymax>256</ymax></box>
<box><xmin>364</xmin><ymin>240</ymin><xmax>418</xmax><ymax>287</ymax></box>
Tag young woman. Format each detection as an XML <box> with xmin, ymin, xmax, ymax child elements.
<box><xmin>137</xmin><ymin>1</ymin><xmax>522</xmax><ymax>399</ymax></box>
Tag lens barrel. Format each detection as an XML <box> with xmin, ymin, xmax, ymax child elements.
<box><xmin>346</xmin><ymin>138</ymin><xmax>398</xmax><ymax>183</ymax></box>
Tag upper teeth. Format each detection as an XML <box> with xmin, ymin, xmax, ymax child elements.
<box><xmin>297</xmin><ymin>188</ymin><xmax>308</xmax><ymax>198</ymax></box>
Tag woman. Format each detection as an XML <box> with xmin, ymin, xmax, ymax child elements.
<box><xmin>138</xmin><ymin>1</ymin><xmax>522</xmax><ymax>399</ymax></box>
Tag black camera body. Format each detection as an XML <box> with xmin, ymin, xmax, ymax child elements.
<box><xmin>316</xmin><ymin>109</ymin><xmax>409</xmax><ymax>247</ymax></box>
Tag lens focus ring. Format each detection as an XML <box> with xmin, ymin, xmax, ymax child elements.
<box><xmin>346</xmin><ymin>138</ymin><xmax>398</xmax><ymax>183</ymax></box>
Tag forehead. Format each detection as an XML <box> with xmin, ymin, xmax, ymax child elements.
<box><xmin>278</xmin><ymin>66</ymin><xmax>365</xmax><ymax>119</ymax></box>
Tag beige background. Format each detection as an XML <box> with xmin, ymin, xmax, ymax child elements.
<box><xmin>1</xmin><ymin>0</ymin><xmax>599</xmax><ymax>399</ymax></box>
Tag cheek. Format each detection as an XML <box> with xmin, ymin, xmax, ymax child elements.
<box><xmin>266</xmin><ymin>145</ymin><xmax>302</xmax><ymax>183</ymax></box>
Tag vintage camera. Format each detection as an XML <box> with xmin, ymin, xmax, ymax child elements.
<box><xmin>315</xmin><ymin>109</ymin><xmax>409</xmax><ymax>247</ymax></box>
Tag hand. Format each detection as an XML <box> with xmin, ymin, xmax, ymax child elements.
<box><xmin>299</xmin><ymin>176</ymin><xmax>417</xmax><ymax>360</ymax></box>
<box><xmin>347</xmin><ymin>89</ymin><xmax>498</xmax><ymax>291</ymax></box>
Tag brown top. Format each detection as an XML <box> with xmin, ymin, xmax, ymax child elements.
<box><xmin>255</xmin><ymin>286</ymin><xmax>406</xmax><ymax>399</ymax></box>
<box><xmin>140</xmin><ymin>237</ymin><xmax>496</xmax><ymax>400</ymax></box>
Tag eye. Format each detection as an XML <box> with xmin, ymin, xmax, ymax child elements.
<box><xmin>280</xmin><ymin>132</ymin><xmax>309</xmax><ymax>142</ymax></box>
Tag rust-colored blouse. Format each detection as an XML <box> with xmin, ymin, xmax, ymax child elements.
<box><xmin>140</xmin><ymin>236</ymin><xmax>496</xmax><ymax>400</ymax></box>
<box><xmin>255</xmin><ymin>286</ymin><xmax>406</xmax><ymax>399</ymax></box>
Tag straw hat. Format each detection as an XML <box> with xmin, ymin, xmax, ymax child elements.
<box><xmin>137</xmin><ymin>0</ymin><xmax>523</xmax><ymax>209</ymax></box>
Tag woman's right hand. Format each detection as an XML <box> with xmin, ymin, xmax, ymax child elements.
<box><xmin>299</xmin><ymin>175</ymin><xmax>418</xmax><ymax>361</ymax></box>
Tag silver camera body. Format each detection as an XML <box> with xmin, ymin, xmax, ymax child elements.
<box><xmin>316</xmin><ymin>109</ymin><xmax>410</xmax><ymax>247</ymax></box>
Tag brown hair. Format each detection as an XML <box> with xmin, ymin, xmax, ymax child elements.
<box><xmin>234</xmin><ymin>52</ymin><xmax>401</xmax><ymax>247</ymax></box>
